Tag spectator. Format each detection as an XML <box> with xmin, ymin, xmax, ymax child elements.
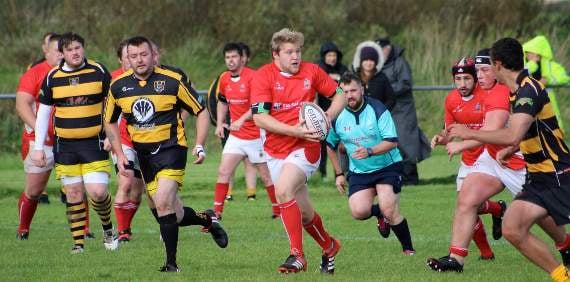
<box><xmin>351</xmin><ymin>41</ymin><xmax>394</xmax><ymax>108</ymax></box>
<box><xmin>523</xmin><ymin>35</ymin><xmax>570</xmax><ymax>131</ymax></box>
<box><xmin>376</xmin><ymin>37</ymin><xmax>430</xmax><ymax>185</ymax></box>
<box><xmin>316</xmin><ymin>42</ymin><xmax>348</xmax><ymax>179</ymax></box>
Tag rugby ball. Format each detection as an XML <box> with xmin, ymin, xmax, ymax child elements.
<box><xmin>299</xmin><ymin>102</ymin><xmax>328</xmax><ymax>140</ymax></box>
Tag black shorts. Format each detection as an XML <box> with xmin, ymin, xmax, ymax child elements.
<box><xmin>113</xmin><ymin>161</ymin><xmax>142</xmax><ymax>179</ymax></box>
<box><xmin>347</xmin><ymin>162</ymin><xmax>403</xmax><ymax>197</ymax></box>
<box><xmin>137</xmin><ymin>146</ymin><xmax>187</xmax><ymax>185</ymax></box>
<box><xmin>55</xmin><ymin>149</ymin><xmax>109</xmax><ymax>165</ymax></box>
<box><xmin>515</xmin><ymin>173</ymin><xmax>570</xmax><ymax>225</ymax></box>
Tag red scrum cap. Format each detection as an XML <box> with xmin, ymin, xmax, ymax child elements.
<box><xmin>452</xmin><ymin>57</ymin><xmax>477</xmax><ymax>79</ymax></box>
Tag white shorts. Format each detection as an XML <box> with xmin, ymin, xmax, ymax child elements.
<box><xmin>60</xmin><ymin>171</ymin><xmax>109</xmax><ymax>185</ymax></box>
<box><xmin>222</xmin><ymin>135</ymin><xmax>267</xmax><ymax>164</ymax></box>
<box><xmin>470</xmin><ymin>149</ymin><xmax>525</xmax><ymax>197</ymax></box>
<box><xmin>111</xmin><ymin>144</ymin><xmax>140</xmax><ymax>171</ymax></box>
<box><xmin>24</xmin><ymin>142</ymin><xmax>54</xmax><ymax>173</ymax></box>
<box><xmin>266</xmin><ymin>147</ymin><xmax>320</xmax><ymax>184</ymax></box>
<box><xmin>456</xmin><ymin>162</ymin><xmax>472</xmax><ymax>191</ymax></box>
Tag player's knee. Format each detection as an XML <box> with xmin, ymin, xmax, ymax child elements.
<box><xmin>502</xmin><ymin>224</ymin><xmax>523</xmax><ymax>245</ymax></box>
<box><xmin>350</xmin><ymin>207</ymin><xmax>371</xmax><ymax>220</ymax></box>
<box><xmin>89</xmin><ymin>190</ymin><xmax>108</xmax><ymax>202</ymax></box>
<box><xmin>380</xmin><ymin>206</ymin><xmax>396</xmax><ymax>221</ymax></box>
<box><xmin>217</xmin><ymin>167</ymin><xmax>233</xmax><ymax>182</ymax></box>
<box><xmin>275</xmin><ymin>187</ymin><xmax>294</xmax><ymax>202</ymax></box>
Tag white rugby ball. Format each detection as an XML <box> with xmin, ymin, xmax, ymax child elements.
<box><xmin>299</xmin><ymin>102</ymin><xmax>328</xmax><ymax>140</ymax></box>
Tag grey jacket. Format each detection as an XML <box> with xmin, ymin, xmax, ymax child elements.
<box><xmin>381</xmin><ymin>45</ymin><xmax>430</xmax><ymax>163</ymax></box>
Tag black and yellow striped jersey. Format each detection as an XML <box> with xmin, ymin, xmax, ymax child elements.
<box><xmin>511</xmin><ymin>70</ymin><xmax>570</xmax><ymax>184</ymax></box>
<box><xmin>39</xmin><ymin>59</ymin><xmax>110</xmax><ymax>145</ymax></box>
<box><xmin>104</xmin><ymin>66</ymin><xmax>204</xmax><ymax>154</ymax></box>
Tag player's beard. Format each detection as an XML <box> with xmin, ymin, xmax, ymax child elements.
<box><xmin>348</xmin><ymin>96</ymin><xmax>363</xmax><ymax>111</ymax></box>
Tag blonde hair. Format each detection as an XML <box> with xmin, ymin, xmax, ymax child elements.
<box><xmin>270</xmin><ymin>28</ymin><xmax>304</xmax><ymax>52</ymax></box>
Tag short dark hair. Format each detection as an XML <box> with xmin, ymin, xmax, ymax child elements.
<box><xmin>223</xmin><ymin>42</ymin><xmax>243</xmax><ymax>57</ymax></box>
<box><xmin>116</xmin><ymin>39</ymin><xmax>129</xmax><ymax>59</ymax></box>
<box><xmin>490</xmin><ymin>38</ymin><xmax>524</xmax><ymax>71</ymax></box>
<box><xmin>58</xmin><ymin>32</ymin><xmax>85</xmax><ymax>52</ymax></box>
<box><xmin>126</xmin><ymin>36</ymin><xmax>154</xmax><ymax>52</ymax></box>
<box><xmin>339</xmin><ymin>72</ymin><xmax>363</xmax><ymax>86</ymax></box>
<box><xmin>237</xmin><ymin>42</ymin><xmax>251</xmax><ymax>58</ymax></box>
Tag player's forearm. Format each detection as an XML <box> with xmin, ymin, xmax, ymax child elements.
<box><xmin>455</xmin><ymin>139</ymin><xmax>483</xmax><ymax>151</ymax></box>
<box><xmin>369</xmin><ymin>140</ymin><xmax>397</xmax><ymax>156</ymax></box>
<box><xmin>33</xmin><ymin>104</ymin><xmax>52</xmax><ymax>150</ymax></box>
<box><xmin>216</xmin><ymin>102</ymin><xmax>228</xmax><ymax>127</ymax></box>
<box><xmin>326</xmin><ymin>91</ymin><xmax>346</xmax><ymax>120</ymax></box>
<box><xmin>466</xmin><ymin>128</ymin><xmax>518</xmax><ymax>146</ymax></box>
<box><xmin>15</xmin><ymin>93</ymin><xmax>37</xmax><ymax>129</ymax></box>
<box><xmin>104</xmin><ymin>122</ymin><xmax>123</xmax><ymax>156</ymax></box>
<box><xmin>195</xmin><ymin>110</ymin><xmax>210</xmax><ymax>146</ymax></box>
<box><xmin>253</xmin><ymin>113</ymin><xmax>296</xmax><ymax>136</ymax></box>
<box><xmin>237</xmin><ymin>109</ymin><xmax>253</xmax><ymax>123</ymax></box>
<box><xmin>327</xmin><ymin>146</ymin><xmax>342</xmax><ymax>174</ymax></box>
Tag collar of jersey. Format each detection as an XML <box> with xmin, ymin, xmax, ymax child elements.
<box><xmin>60</xmin><ymin>59</ymin><xmax>87</xmax><ymax>72</ymax></box>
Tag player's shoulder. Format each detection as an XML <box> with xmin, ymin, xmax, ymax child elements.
<box><xmin>86</xmin><ymin>59</ymin><xmax>108</xmax><ymax>74</ymax></box>
<box><xmin>444</xmin><ymin>89</ymin><xmax>460</xmax><ymax>103</ymax></box>
<box><xmin>365</xmin><ymin>96</ymin><xmax>388</xmax><ymax>118</ymax></box>
<box><xmin>154</xmin><ymin>65</ymin><xmax>185</xmax><ymax>82</ymax></box>
<box><xmin>252</xmin><ymin>63</ymin><xmax>276</xmax><ymax>81</ymax></box>
<box><xmin>491</xmin><ymin>83</ymin><xmax>510</xmax><ymax>94</ymax></box>
<box><xmin>110</xmin><ymin>69</ymin><xmax>134</xmax><ymax>92</ymax></box>
<box><xmin>242</xmin><ymin>67</ymin><xmax>256</xmax><ymax>77</ymax></box>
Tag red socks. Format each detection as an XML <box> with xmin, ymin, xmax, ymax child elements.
<box><xmin>303</xmin><ymin>212</ymin><xmax>333</xmax><ymax>251</ymax></box>
<box><xmin>449</xmin><ymin>246</ymin><xmax>468</xmax><ymax>257</ymax></box>
<box><xmin>472</xmin><ymin>216</ymin><xmax>494</xmax><ymax>258</ymax></box>
<box><xmin>18</xmin><ymin>193</ymin><xmax>39</xmax><ymax>233</ymax></box>
<box><xmin>479</xmin><ymin>200</ymin><xmax>503</xmax><ymax>217</ymax></box>
<box><xmin>265</xmin><ymin>185</ymin><xmax>280</xmax><ymax>216</ymax></box>
<box><xmin>114</xmin><ymin>201</ymin><xmax>140</xmax><ymax>232</ymax></box>
<box><xmin>214</xmin><ymin>182</ymin><xmax>229</xmax><ymax>215</ymax></box>
<box><xmin>280</xmin><ymin>199</ymin><xmax>304</xmax><ymax>256</ymax></box>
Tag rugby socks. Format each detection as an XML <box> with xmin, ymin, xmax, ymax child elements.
<box><xmin>472</xmin><ymin>216</ymin><xmax>494</xmax><ymax>258</ymax></box>
<box><xmin>392</xmin><ymin>218</ymin><xmax>414</xmax><ymax>252</ymax></box>
<box><xmin>114</xmin><ymin>201</ymin><xmax>139</xmax><ymax>232</ymax></box>
<box><xmin>179</xmin><ymin>207</ymin><xmax>210</xmax><ymax>227</ymax></box>
<box><xmin>126</xmin><ymin>201</ymin><xmax>140</xmax><ymax>228</ymax></box>
<box><xmin>17</xmin><ymin>193</ymin><xmax>38</xmax><ymax>233</ymax></box>
<box><xmin>114</xmin><ymin>202</ymin><xmax>128</xmax><ymax>232</ymax></box>
<box><xmin>367</xmin><ymin>203</ymin><xmax>381</xmax><ymax>220</ymax></box>
<box><xmin>280</xmin><ymin>199</ymin><xmax>304</xmax><ymax>256</ymax></box>
<box><xmin>303</xmin><ymin>212</ymin><xmax>333</xmax><ymax>251</ymax></box>
<box><xmin>550</xmin><ymin>264</ymin><xmax>569</xmax><ymax>282</ymax></box>
<box><xmin>158</xmin><ymin>213</ymin><xmax>179</xmax><ymax>266</ymax></box>
<box><xmin>265</xmin><ymin>185</ymin><xmax>280</xmax><ymax>216</ymax></box>
<box><xmin>84</xmin><ymin>199</ymin><xmax>91</xmax><ymax>234</ymax></box>
<box><xmin>89</xmin><ymin>194</ymin><xmax>113</xmax><ymax>231</ymax></box>
<box><xmin>479</xmin><ymin>200</ymin><xmax>502</xmax><ymax>217</ymax></box>
<box><xmin>449</xmin><ymin>246</ymin><xmax>468</xmax><ymax>258</ymax></box>
<box><xmin>214</xmin><ymin>182</ymin><xmax>229</xmax><ymax>215</ymax></box>
<box><xmin>66</xmin><ymin>201</ymin><xmax>87</xmax><ymax>248</ymax></box>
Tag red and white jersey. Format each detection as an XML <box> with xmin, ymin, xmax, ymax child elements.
<box><xmin>111</xmin><ymin>67</ymin><xmax>134</xmax><ymax>148</ymax></box>
<box><xmin>219</xmin><ymin>67</ymin><xmax>259</xmax><ymax>140</ymax></box>
<box><xmin>444</xmin><ymin>88</ymin><xmax>485</xmax><ymax>166</ymax></box>
<box><xmin>479</xmin><ymin>83</ymin><xmax>526</xmax><ymax>170</ymax></box>
<box><xmin>250</xmin><ymin>61</ymin><xmax>337</xmax><ymax>160</ymax></box>
<box><xmin>17</xmin><ymin>60</ymin><xmax>55</xmax><ymax>157</ymax></box>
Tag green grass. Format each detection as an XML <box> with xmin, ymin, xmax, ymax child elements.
<box><xmin>0</xmin><ymin>150</ymin><xmax>558</xmax><ymax>281</ymax></box>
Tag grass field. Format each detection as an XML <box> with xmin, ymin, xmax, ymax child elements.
<box><xmin>0</xmin><ymin>149</ymin><xmax>559</xmax><ymax>281</ymax></box>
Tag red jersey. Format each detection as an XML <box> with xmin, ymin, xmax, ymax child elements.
<box><xmin>17</xmin><ymin>60</ymin><xmax>55</xmax><ymax>157</ymax></box>
<box><xmin>218</xmin><ymin>67</ymin><xmax>259</xmax><ymax>140</ymax></box>
<box><xmin>444</xmin><ymin>89</ymin><xmax>485</xmax><ymax>165</ymax></box>
<box><xmin>250</xmin><ymin>61</ymin><xmax>337</xmax><ymax>160</ymax></box>
<box><xmin>111</xmin><ymin>67</ymin><xmax>134</xmax><ymax>148</ymax></box>
<box><xmin>479</xmin><ymin>83</ymin><xmax>526</xmax><ymax>170</ymax></box>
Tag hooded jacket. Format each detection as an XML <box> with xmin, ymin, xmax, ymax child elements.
<box><xmin>317</xmin><ymin>42</ymin><xmax>348</xmax><ymax>78</ymax></box>
<box><xmin>351</xmin><ymin>41</ymin><xmax>394</xmax><ymax>109</ymax></box>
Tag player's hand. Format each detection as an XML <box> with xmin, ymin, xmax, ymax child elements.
<box><xmin>31</xmin><ymin>149</ymin><xmax>46</xmax><ymax>168</ymax></box>
<box><xmin>445</xmin><ymin>142</ymin><xmax>463</xmax><ymax>161</ymax></box>
<box><xmin>447</xmin><ymin>124</ymin><xmax>472</xmax><ymax>140</ymax></box>
<box><xmin>192</xmin><ymin>145</ymin><xmax>206</xmax><ymax>164</ymax></box>
<box><xmin>295</xmin><ymin>118</ymin><xmax>321</xmax><ymax>142</ymax></box>
<box><xmin>228</xmin><ymin>120</ymin><xmax>244</xmax><ymax>131</ymax></box>
<box><xmin>215</xmin><ymin>125</ymin><xmax>226</xmax><ymax>139</ymax></box>
<box><xmin>352</xmin><ymin>146</ymin><xmax>369</xmax><ymax>160</ymax></box>
<box><xmin>431</xmin><ymin>134</ymin><xmax>445</xmax><ymax>149</ymax></box>
<box><xmin>335</xmin><ymin>175</ymin><xmax>346</xmax><ymax>194</ymax></box>
<box><xmin>103</xmin><ymin>138</ymin><xmax>112</xmax><ymax>151</ymax></box>
<box><xmin>116</xmin><ymin>153</ymin><xmax>129</xmax><ymax>177</ymax></box>
<box><xmin>496</xmin><ymin>147</ymin><xmax>514</xmax><ymax>168</ymax></box>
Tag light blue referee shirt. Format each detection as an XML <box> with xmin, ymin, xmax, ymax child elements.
<box><xmin>326</xmin><ymin>97</ymin><xmax>402</xmax><ymax>174</ymax></box>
